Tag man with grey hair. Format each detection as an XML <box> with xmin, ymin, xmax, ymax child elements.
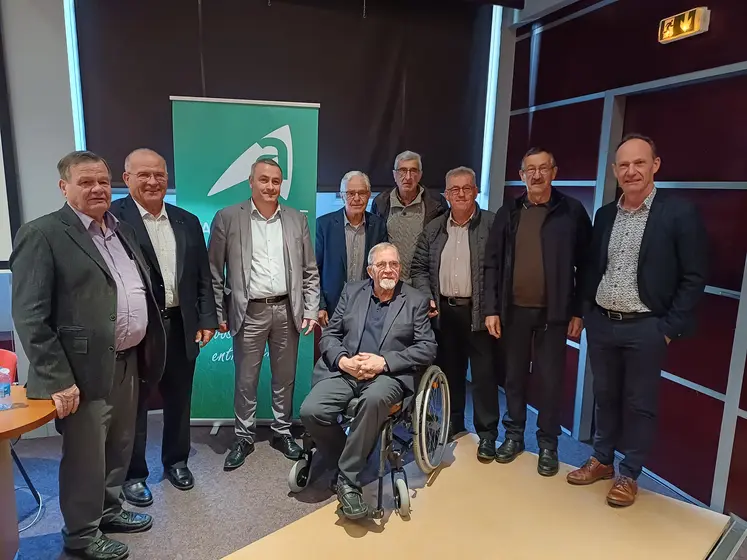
<box><xmin>371</xmin><ymin>150</ymin><xmax>448</xmax><ymax>283</ymax></box>
<box><xmin>300</xmin><ymin>242</ymin><xmax>437</xmax><ymax>520</ymax></box>
<box><xmin>11</xmin><ymin>150</ymin><xmax>166</xmax><ymax>560</ymax></box>
<box><xmin>316</xmin><ymin>170</ymin><xmax>387</xmax><ymax>327</ymax></box>
<box><xmin>208</xmin><ymin>157</ymin><xmax>320</xmax><ymax>471</ymax></box>
<box><xmin>110</xmin><ymin>148</ymin><xmax>217</xmax><ymax>505</ymax></box>
<box><xmin>485</xmin><ymin>147</ymin><xmax>591</xmax><ymax>477</ymax></box>
<box><xmin>411</xmin><ymin>166</ymin><xmax>499</xmax><ymax>459</ymax></box>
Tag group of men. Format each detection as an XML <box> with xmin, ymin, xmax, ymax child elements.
<box><xmin>9</xmin><ymin>135</ymin><xmax>707</xmax><ymax>559</ymax></box>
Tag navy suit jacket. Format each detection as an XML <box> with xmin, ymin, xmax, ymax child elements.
<box><xmin>316</xmin><ymin>208</ymin><xmax>387</xmax><ymax>313</ymax></box>
<box><xmin>312</xmin><ymin>280</ymin><xmax>437</xmax><ymax>393</ymax></box>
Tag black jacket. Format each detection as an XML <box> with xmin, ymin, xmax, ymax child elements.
<box><xmin>10</xmin><ymin>204</ymin><xmax>166</xmax><ymax>400</ymax></box>
<box><xmin>110</xmin><ymin>196</ymin><xmax>218</xmax><ymax>362</ymax></box>
<box><xmin>411</xmin><ymin>206</ymin><xmax>495</xmax><ymax>331</ymax></box>
<box><xmin>371</xmin><ymin>186</ymin><xmax>449</xmax><ymax>225</ymax></box>
<box><xmin>316</xmin><ymin>208</ymin><xmax>388</xmax><ymax>313</ymax></box>
<box><xmin>484</xmin><ymin>189</ymin><xmax>592</xmax><ymax>324</ymax></box>
<box><xmin>583</xmin><ymin>190</ymin><xmax>708</xmax><ymax>340</ymax></box>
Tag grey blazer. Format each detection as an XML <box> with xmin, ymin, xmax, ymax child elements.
<box><xmin>207</xmin><ymin>200</ymin><xmax>320</xmax><ymax>336</ymax></box>
<box><xmin>313</xmin><ymin>280</ymin><xmax>437</xmax><ymax>393</ymax></box>
<box><xmin>10</xmin><ymin>204</ymin><xmax>167</xmax><ymax>401</ymax></box>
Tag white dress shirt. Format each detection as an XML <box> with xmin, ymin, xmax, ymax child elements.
<box><xmin>134</xmin><ymin>199</ymin><xmax>179</xmax><ymax>308</ymax></box>
<box><xmin>248</xmin><ymin>200</ymin><xmax>288</xmax><ymax>298</ymax></box>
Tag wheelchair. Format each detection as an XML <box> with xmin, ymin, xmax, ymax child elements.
<box><xmin>288</xmin><ymin>365</ymin><xmax>451</xmax><ymax>519</ymax></box>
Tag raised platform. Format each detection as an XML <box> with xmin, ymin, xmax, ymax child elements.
<box><xmin>225</xmin><ymin>434</ymin><xmax>730</xmax><ymax>560</ymax></box>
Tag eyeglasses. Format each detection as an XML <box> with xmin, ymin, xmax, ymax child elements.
<box><xmin>446</xmin><ymin>186</ymin><xmax>475</xmax><ymax>196</ymax></box>
<box><xmin>373</xmin><ymin>261</ymin><xmax>400</xmax><ymax>271</ymax></box>
<box><xmin>521</xmin><ymin>166</ymin><xmax>554</xmax><ymax>177</ymax></box>
<box><xmin>133</xmin><ymin>171</ymin><xmax>168</xmax><ymax>183</ymax></box>
<box><xmin>395</xmin><ymin>167</ymin><xmax>421</xmax><ymax>178</ymax></box>
<box><xmin>341</xmin><ymin>190</ymin><xmax>369</xmax><ymax>200</ymax></box>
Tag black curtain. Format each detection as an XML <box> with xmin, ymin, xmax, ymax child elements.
<box><xmin>76</xmin><ymin>0</ymin><xmax>492</xmax><ymax>192</ymax></box>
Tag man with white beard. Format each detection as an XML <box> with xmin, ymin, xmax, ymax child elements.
<box><xmin>300</xmin><ymin>242</ymin><xmax>437</xmax><ymax>520</ymax></box>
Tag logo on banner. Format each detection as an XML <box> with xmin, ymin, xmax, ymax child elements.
<box><xmin>207</xmin><ymin>124</ymin><xmax>294</xmax><ymax>199</ymax></box>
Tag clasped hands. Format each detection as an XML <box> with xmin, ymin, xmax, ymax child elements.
<box><xmin>339</xmin><ymin>353</ymin><xmax>387</xmax><ymax>380</ymax></box>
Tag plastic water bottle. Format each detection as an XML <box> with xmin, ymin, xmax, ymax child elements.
<box><xmin>0</xmin><ymin>368</ymin><xmax>11</xmax><ymax>411</ymax></box>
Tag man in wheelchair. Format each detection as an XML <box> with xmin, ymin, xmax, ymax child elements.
<box><xmin>300</xmin><ymin>242</ymin><xmax>438</xmax><ymax>520</ymax></box>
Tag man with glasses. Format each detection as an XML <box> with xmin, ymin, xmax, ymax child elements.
<box><xmin>300</xmin><ymin>242</ymin><xmax>437</xmax><ymax>520</ymax></box>
<box><xmin>371</xmin><ymin>150</ymin><xmax>448</xmax><ymax>283</ymax></box>
<box><xmin>411</xmin><ymin>167</ymin><xmax>499</xmax><ymax>457</ymax></box>
<box><xmin>111</xmin><ymin>148</ymin><xmax>218</xmax><ymax>507</ymax></box>
<box><xmin>111</xmin><ymin>149</ymin><xmax>217</xmax><ymax>505</ymax></box>
<box><xmin>316</xmin><ymin>171</ymin><xmax>387</xmax><ymax>327</ymax></box>
<box><xmin>485</xmin><ymin>147</ymin><xmax>591</xmax><ymax>476</ymax></box>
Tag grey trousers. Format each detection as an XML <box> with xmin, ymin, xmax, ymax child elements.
<box><xmin>233</xmin><ymin>300</ymin><xmax>300</xmax><ymax>441</ymax></box>
<box><xmin>59</xmin><ymin>350</ymin><xmax>138</xmax><ymax>550</ymax></box>
<box><xmin>300</xmin><ymin>374</ymin><xmax>404</xmax><ymax>488</ymax></box>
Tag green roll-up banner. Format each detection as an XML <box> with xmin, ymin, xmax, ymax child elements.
<box><xmin>170</xmin><ymin>96</ymin><xmax>320</xmax><ymax>423</ymax></box>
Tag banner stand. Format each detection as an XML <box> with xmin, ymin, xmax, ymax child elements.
<box><xmin>170</xmin><ymin>96</ymin><xmax>320</xmax><ymax>425</ymax></box>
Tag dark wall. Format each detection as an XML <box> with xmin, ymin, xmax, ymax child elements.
<box><xmin>75</xmin><ymin>0</ymin><xmax>491</xmax><ymax>192</ymax></box>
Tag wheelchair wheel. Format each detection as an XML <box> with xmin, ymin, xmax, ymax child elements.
<box><xmin>413</xmin><ymin>366</ymin><xmax>450</xmax><ymax>474</ymax></box>
<box><xmin>394</xmin><ymin>478</ymin><xmax>410</xmax><ymax>518</ymax></box>
<box><xmin>288</xmin><ymin>458</ymin><xmax>310</xmax><ymax>493</ymax></box>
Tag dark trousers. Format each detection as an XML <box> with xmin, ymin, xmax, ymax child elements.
<box><xmin>435</xmin><ymin>301</ymin><xmax>499</xmax><ymax>440</ymax></box>
<box><xmin>126</xmin><ymin>313</ymin><xmax>195</xmax><ymax>482</ymax></box>
<box><xmin>300</xmin><ymin>374</ymin><xmax>404</xmax><ymax>488</ymax></box>
<box><xmin>502</xmin><ymin>306</ymin><xmax>567</xmax><ymax>450</ymax></box>
<box><xmin>59</xmin><ymin>350</ymin><xmax>138</xmax><ymax>549</ymax></box>
<box><xmin>586</xmin><ymin>310</ymin><xmax>668</xmax><ymax>480</ymax></box>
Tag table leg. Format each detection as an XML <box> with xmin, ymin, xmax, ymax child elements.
<box><xmin>0</xmin><ymin>439</ymin><xmax>19</xmax><ymax>560</ymax></box>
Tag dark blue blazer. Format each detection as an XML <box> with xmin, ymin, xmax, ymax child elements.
<box><xmin>316</xmin><ymin>208</ymin><xmax>387</xmax><ymax>313</ymax></box>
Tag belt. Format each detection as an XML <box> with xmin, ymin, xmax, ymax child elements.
<box><xmin>598</xmin><ymin>306</ymin><xmax>654</xmax><ymax>321</ymax></box>
<box><xmin>116</xmin><ymin>347</ymin><xmax>135</xmax><ymax>361</ymax></box>
<box><xmin>440</xmin><ymin>296</ymin><xmax>472</xmax><ymax>307</ymax></box>
<box><xmin>160</xmin><ymin>306</ymin><xmax>181</xmax><ymax>320</ymax></box>
<box><xmin>249</xmin><ymin>294</ymin><xmax>288</xmax><ymax>305</ymax></box>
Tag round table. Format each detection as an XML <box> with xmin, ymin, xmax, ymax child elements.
<box><xmin>0</xmin><ymin>386</ymin><xmax>56</xmax><ymax>560</ymax></box>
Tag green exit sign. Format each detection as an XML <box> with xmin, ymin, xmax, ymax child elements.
<box><xmin>659</xmin><ymin>7</ymin><xmax>711</xmax><ymax>44</ymax></box>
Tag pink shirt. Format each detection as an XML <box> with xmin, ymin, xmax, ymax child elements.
<box><xmin>71</xmin><ymin>205</ymin><xmax>148</xmax><ymax>351</ymax></box>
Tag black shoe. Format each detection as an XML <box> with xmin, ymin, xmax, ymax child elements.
<box><xmin>224</xmin><ymin>438</ymin><xmax>254</xmax><ymax>471</ymax></box>
<box><xmin>271</xmin><ymin>434</ymin><xmax>304</xmax><ymax>460</ymax></box>
<box><xmin>166</xmin><ymin>466</ymin><xmax>194</xmax><ymax>490</ymax></box>
<box><xmin>477</xmin><ymin>438</ymin><xmax>496</xmax><ymax>461</ymax></box>
<box><xmin>64</xmin><ymin>535</ymin><xmax>129</xmax><ymax>560</ymax></box>
<box><xmin>538</xmin><ymin>448</ymin><xmax>559</xmax><ymax>477</ymax></box>
<box><xmin>336</xmin><ymin>477</ymin><xmax>369</xmax><ymax>520</ymax></box>
<box><xmin>100</xmin><ymin>510</ymin><xmax>153</xmax><ymax>534</ymax></box>
<box><xmin>495</xmin><ymin>438</ymin><xmax>525</xmax><ymax>464</ymax></box>
<box><xmin>122</xmin><ymin>481</ymin><xmax>153</xmax><ymax>507</ymax></box>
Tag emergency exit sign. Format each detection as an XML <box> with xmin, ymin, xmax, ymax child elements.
<box><xmin>658</xmin><ymin>7</ymin><xmax>711</xmax><ymax>44</ymax></box>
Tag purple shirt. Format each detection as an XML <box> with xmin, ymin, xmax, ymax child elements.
<box><xmin>70</xmin><ymin>205</ymin><xmax>148</xmax><ymax>351</ymax></box>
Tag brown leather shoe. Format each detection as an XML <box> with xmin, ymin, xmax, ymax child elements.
<box><xmin>566</xmin><ymin>457</ymin><xmax>615</xmax><ymax>485</ymax></box>
<box><xmin>607</xmin><ymin>476</ymin><xmax>638</xmax><ymax>507</ymax></box>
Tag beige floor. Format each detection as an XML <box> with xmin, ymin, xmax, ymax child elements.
<box><xmin>225</xmin><ymin>434</ymin><xmax>729</xmax><ymax>560</ymax></box>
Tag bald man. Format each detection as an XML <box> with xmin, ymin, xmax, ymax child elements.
<box><xmin>110</xmin><ymin>149</ymin><xmax>218</xmax><ymax>506</ymax></box>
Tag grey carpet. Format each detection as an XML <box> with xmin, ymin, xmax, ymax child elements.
<box><xmin>14</xmin><ymin>391</ymin><xmax>689</xmax><ymax>560</ymax></box>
